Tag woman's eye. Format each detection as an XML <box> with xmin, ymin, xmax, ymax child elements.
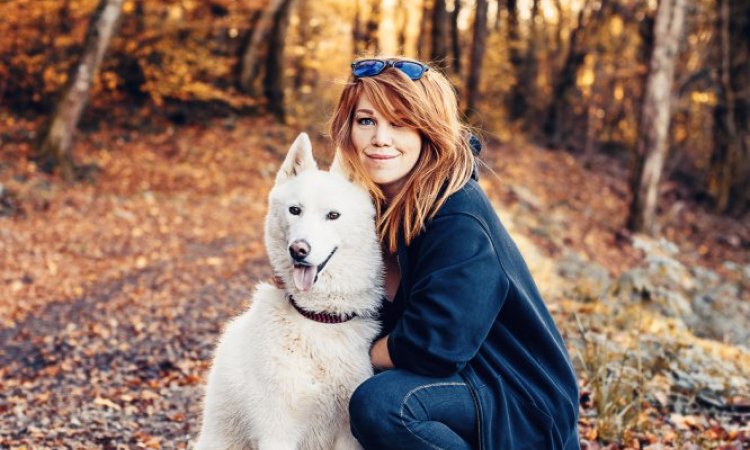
<box><xmin>326</xmin><ymin>211</ymin><xmax>341</xmax><ymax>220</ymax></box>
<box><xmin>289</xmin><ymin>206</ymin><xmax>302</xmax><ymax>215</ymax></box>
<box><xmin>357</xmin><ymin>117</ymin><xmax>375</xmax><ymax>126</ymax></box>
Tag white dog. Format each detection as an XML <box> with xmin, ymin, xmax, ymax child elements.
<box><xmin>195</xmin><ymin>133</ymin><xmax>383</xmax><ymax>450</ymax></box>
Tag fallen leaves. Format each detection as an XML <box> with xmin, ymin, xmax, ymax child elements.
<box><xmin>94</xmin><ymin>396</ymin><xmax>122</xmax><ymax>411</ymax></box>
<box><xmin>1</xmin><ymin>116</ymin><xmax>748</xmax><ymax>448</ymax></box>
<box><xmin>0</xmin><ymin>116</ymin><xmax>290</xmax><ymax>448</ymax></box>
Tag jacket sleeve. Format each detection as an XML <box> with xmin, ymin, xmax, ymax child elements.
<box><xmin>387</xmin><ymin>213</ymin><xmax>510</xmax><ymax>377</ymax></box>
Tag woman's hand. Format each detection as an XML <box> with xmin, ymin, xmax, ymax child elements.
<box><xmin>370</xmin><ymin>335</ymin><xmax>394</xmax><ymax>370</ymax></box>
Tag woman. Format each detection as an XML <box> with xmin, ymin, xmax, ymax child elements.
<box><xmin>330</xmin><ymin>58</ymin><xmax>580</xmax><ymax>450</ymax></box>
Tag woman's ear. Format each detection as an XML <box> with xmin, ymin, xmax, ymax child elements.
<box><xmin>276</xmin><ymin>133</ymin><xmax>317</xmax><ymax>184</ymax></box>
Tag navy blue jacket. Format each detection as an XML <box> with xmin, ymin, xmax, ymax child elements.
<box><xmin>380</xmin><ymin>179</ymin><xmax>580</xmax><ymax>449</ymax></box>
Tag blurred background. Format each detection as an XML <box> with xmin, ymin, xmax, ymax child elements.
<box><xmin>1</xmin><ymin>0</ymin><xmax>749</xmax><ymax>448</ymax></box>
<box><xmin>0</xmin><ymin>0</ymin><xmax>747</xmax><ymax>220</ymax></box>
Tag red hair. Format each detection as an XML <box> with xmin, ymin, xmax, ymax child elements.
<box><xmin>330</xmin><ymin>59</ymin><xmax>475</xmax><ymax>253</ymax></box>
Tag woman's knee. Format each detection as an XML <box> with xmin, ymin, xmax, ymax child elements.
<box><xmin>349</xmin><ymin>370</ymin><xmax>476</xmax><ymax>449</ymax></box>
<box><xmin>350</xmin><ymin>375</ymin><xmax>390</xmax><ymax>428</ymax></box>
<box><xmin>349</xmin><ymin>371</ymin><xmax>408</xmax><ymax>439</ymax></box>
<box><xmin>349</xmin><ymin>376</ymin><xmax>374</xmax><ymax>423</ymax></box>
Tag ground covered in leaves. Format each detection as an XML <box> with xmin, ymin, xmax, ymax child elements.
<box><xmin>1</xmin><ymin>115</ymin><xmax>749</xmax><ymax>449</ymax></box>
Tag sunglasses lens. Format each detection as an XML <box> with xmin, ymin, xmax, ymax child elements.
<box><xmin>393</xmin><ymin>61</ymin><xmax>426</xmax><ymax>80</ymax></box>
<box><xmin>353</xmin><ymin>60</ymin><xmax>386</xmax><ymax>77</ymax></box>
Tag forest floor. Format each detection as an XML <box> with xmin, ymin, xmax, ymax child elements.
<box><xmin>0</xmin><ymin>114</ymin><xmax>749</xmax><ymax>449</ymax></box>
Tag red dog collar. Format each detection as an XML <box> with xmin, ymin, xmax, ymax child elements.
<box><xmin>288</xmin><ymin>295</ymin><xmax>356</xmax><ymax>324</ymax></box>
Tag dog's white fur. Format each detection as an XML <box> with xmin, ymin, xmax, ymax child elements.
<box><xmin>195</xmin><ymin>133</ymin><xmax>383</xmax><ymax>450</ymax></box>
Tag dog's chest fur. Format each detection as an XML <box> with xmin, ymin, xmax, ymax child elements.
<box><xmin>253</xmin><ymin>288</ymin><xmax>378</xmax><ymax>385</ymax></box>
<box><xmin>212</xmin><ymin>284</ymin><xmax>379</xmax><ymax>448</ymax></box>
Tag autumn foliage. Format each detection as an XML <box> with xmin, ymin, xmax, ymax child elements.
<box><xmin>1</xmin><ymin>0</ymin><xmax>266</xmax><ymax>116</ymax></box>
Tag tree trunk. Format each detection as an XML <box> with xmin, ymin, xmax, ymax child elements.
<box><xmin>128</xmin><ymin>0</ymin><xmax>145</xmax><ymax>35</ymax></box>
<box><xmin>239</xmin><ymin>0</ymin><xmax>288</xmax><ymax>94</ymax></box>
<box><xmin>542</xmin><ymin>0</ymin><xmax>606</xmax><ymax>146</ymax></box>
<box><xmin>431</xmin><ymin>0</ymin><xmax>449</xmax><ymax>69</ymax></box>
<box><xmin>264</xmin><ymin>0</ymin><xmax>293</xmax><ymax>123</ymax></box>
<box><xmin>506</xmin><ymin>0</ymin><xmax>519</xmax><ymax>53</ymax></box>
<box><xmin>58</xmin><ymin>0</ymin><xmax>73</xmax><ymax>35</ymax></box>
<box><xmin>450</xmin><ymin>0</ymin><xmax>462</xmax><ymax>74</ymax></box>
<box><xmin>505</xmin><ymin>0</ymin><xmax>523</xmax><ymax>120</ymax></box>
<box><xmin>34</xmin><ymin>0</ymin><xmax>123</xmax><ymax>181</ymax></box>
<box><xmin>292</xmin><ymin>0</ymin><xmax>311</xmax><ymax>91</ymax></box>
<box><xmin>363</xmin><ymin>0</ymin><xmax>381</xmax><ymax>55</ymax></box>
<box><xmin>506</xmin><ymin>0</ymin><xmax>521</xmax><ymax>89</ymax></box>
<box><xmin>396</xmin><ymin>0</ymin><xmax>408</xmax><ymax>54</ymax></box>
<box><xmin>509</xmin><ymin>0</ymin><xmax>539</xmax><ymax>122</ymax></box>
<box><xmin>353</xmin><ymin>0</ymin><xmax>362</xmax><ymax>57</ymax></box>
<box><xmin>466</xmin><ymin>0</ymin><xmax>489</xmax><ymax>119</ymax></box>
<box><xmin>495</xmin><ymin>0</ymin><xmax>505</xmax><ymax>32</ymax></box>
<box><xmin>708</xmin><ymin>0</ymin><xmax>750</xmax><ymax>214</ymax></box>
<box><xmin>552</xmin><ymin>0</ymin><xmax>564</xmax><ymax>58</ymax></box>
<box><xmin>637</xmin><ymin>9</ymin><xmax>656</xmax><ymax>90</ymax></box>
<box><xmin>730</xmin><ymin>3</ymin><xmax>750</xmax><ymax>213</ymax></box>
<box><xmin>417</xmin><ymin>0</ymin><xmax>432</xmax><ymax>59</ymax></box>
<box><xmin>627</xmin><ymin>0</ymin><xmax>688</xmax><ymax>233</ymax></box>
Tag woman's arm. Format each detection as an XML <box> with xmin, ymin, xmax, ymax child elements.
<box><xmin>370</xmin><ymin>335</ymin><xmax>394</xmax><ymax>370</ymax></box>
<box><xmin>387</xmin><ymin>213</ymin><xmax>510</xmax><ymax>377</ymax></box>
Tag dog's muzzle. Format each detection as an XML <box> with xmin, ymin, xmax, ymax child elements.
<box><xmin>291</xmin><ymin>246</ymin><xmax>337</xmax><ymax>292</ymax></box>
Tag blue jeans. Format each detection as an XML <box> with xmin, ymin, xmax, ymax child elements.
<box><xmin>349</xmin><ymin>369</ymin><xmax>479</xmax><ymax>450</ymax></box>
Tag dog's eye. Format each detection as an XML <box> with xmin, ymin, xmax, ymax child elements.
<box><xmin>289</xmin><ymin>206</ymin><xmax>302</xmax><ymax>215</ymax></box>
<box><xmin>326</xmin><ymin>211</ymin><xmax>340</xmax><ymax>220</ymax></box>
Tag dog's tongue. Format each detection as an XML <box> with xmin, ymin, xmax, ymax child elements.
<box><xmin>293</xmin><ymin>266</ymin><xmax>316</xmax><ymax>291</ymax></box>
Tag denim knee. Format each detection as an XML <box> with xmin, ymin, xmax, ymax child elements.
<box><xmin>349</xmin><ymin>374</ymin><xmax>401</xmax><ymax>444</ymax></box>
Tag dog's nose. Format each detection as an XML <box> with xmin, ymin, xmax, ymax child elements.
<box><xmin>289</xmin><ymin>240</ymin><xmax>311</xmax><ymax>262</ymax></box>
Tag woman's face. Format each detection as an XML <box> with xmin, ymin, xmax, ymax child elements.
<box><xmin>350</xmin><ymin>94</ymin><xmax>422</xmax><ymax>198</ymax></box>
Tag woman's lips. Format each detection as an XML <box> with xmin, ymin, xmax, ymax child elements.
<box><xmin>366</xmin><ymin>153</ymin><xmax>399</xmax><ymax>160</ymax></box>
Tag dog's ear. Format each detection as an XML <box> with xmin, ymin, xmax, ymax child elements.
<box><xmin>329</xmin><ymin>149</ymin><xmax>358</xmax><ymax>182</ymax></box>
<box><xmin>276</xmin><ymin>133</ymin><xmax>317</xmax><ymax>184</ymax></box>
<box><xmin>328</xmin><ymin>149</ymin><xmax>347</xmax><ymax>177</ymax></box>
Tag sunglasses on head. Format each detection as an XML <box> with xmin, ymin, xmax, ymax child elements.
<box><xmin>351</xmin><ymin>59</ymin><xmax>430</xmax><ymax>81</ymax></box>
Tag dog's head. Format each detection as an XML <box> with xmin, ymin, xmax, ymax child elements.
<box><xmin>264</xmin><ymin>133</ymin><xmax>382</xmax><ymax>294</ymax></box>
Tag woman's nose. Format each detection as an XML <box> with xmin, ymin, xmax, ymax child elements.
<box><xmin>371</xmin><ymin>124</ymin><xmax>393</xmax><ymax>147</ymax></box>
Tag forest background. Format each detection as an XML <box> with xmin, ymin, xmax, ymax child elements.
<box><xmin>0</xmin><ymin>0</ymin><xmax>749</xmax><ymax>448</ymax></box>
